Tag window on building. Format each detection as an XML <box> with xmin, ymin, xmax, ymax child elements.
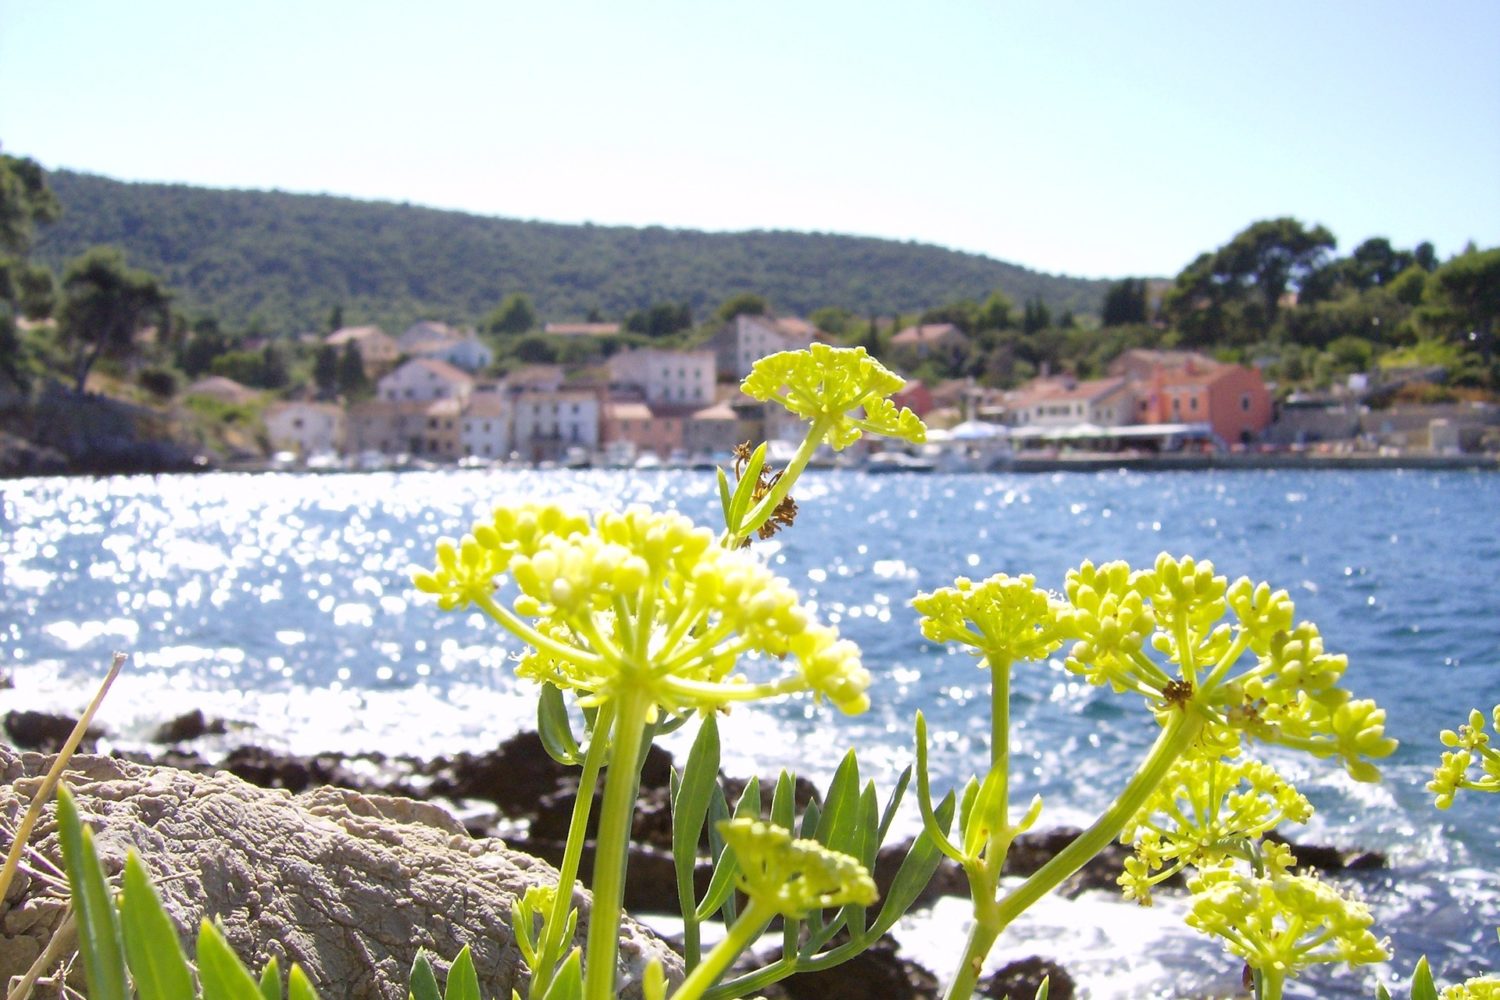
<box><xmin>1241</xmin><ymin>394</ymin><xmax>1251</xmax><ymax>412</ymax></box>
<box><xmin>1190</xmin><ymin>397</ymin><xmax>1198</xmax><ymax>412</ymax></box>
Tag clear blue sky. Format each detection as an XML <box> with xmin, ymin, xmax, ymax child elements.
<box><xmin>2</xmin><ymin>1</ymin><xmax>1497</xmax><ymax>280</ymax></box>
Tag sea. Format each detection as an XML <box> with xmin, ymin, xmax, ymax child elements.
<box><xmin>2</xmin><ymin>467</ymin><xmax>1497</xmax><ymax>998</ymax></box>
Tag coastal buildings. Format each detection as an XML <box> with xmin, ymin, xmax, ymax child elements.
<box><xmin>325</xmin><ymin>325</ymin><xmax>399</xmax><ymax>376</ymax></box>
<box><xmin>265</xmin><ymin>401</ymin><xmax>345</xmax><ymax>457</ymax></box>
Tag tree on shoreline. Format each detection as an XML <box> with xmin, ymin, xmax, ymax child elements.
<box><xmin>58</xmin><ymin>245</ymin><xmax>170</xmax><ymax>393</ymax></box>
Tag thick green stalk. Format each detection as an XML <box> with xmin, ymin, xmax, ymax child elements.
<box><xmin>583</xmin><ymin>687</ymin><xmax>651</xmax><ymax>1000</ymax></box>
<box><xmin>670</xmin><ymin>897</ymin><xmax>777</xmax><ymax>1000</ymax></box>
<box><xmin>529</xmin><ymin>701</ymin><xmax>615</xmax><ymax>999</ymax></box>
<box><xmin>942</xmin><ymin>709</ymin><xmax>1205</xmax><ymax>1000</ymax></box>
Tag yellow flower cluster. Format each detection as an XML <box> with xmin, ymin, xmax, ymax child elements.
<box><xmin>1119</xmin><ymin>756</ymin><xmax>1312</xmax><ymax>905</ymax></box>
<box><xmin>1185</xmin><ymin>868</ymin><xmax>1389</xmax><ymax>979</ymax></box>
<box><xmin>1442</xmin><ymin>977</ymin><xmax>1500</xmax><ymax>999</ymax></box>
<box><xmin>741</xmin><ymin>344</ymin><xmax>926</xmax><ymax>450</ymax></box>
<box><xmin>413</xmin><ymin>504</ymin><xmax>870</xmax><ymax>719</ymax></box>
<box><xmin>1057</xmin><ymin>553</ymin><xmax>1397</xmax><ymax>781</ymax></box>
<box><xmin>718</xmin><ymin>818</ymin><xmax>878</xmax><ymax>919</ymax></box>
<box><xmin>1428</xmin><ymin>705</ymin><xmax>1500</xmax><ymax>809</ymax></box>
<box><xmin>912</xmin><ymin>573</ymin><xmax>1066</xmax><ymax>666</ymax></box>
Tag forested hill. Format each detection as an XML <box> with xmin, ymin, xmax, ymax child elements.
<box><xmin>33</xmin><ymin>170</ymin><xmax>1109</xmax><ymax>333</ymax></box>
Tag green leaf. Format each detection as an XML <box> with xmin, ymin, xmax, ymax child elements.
<box><xmin>258</xmin><ymin>957</ymin><xmax>283</xmax><ymax>1000</ymax></box>
<box><xmin>705</xmin><ymin>784</ymin><xmax>737</xmax><ymax>924</ymax></box>
<box><xmin>876</xmin><ymin>766</ymin><xmax>912</xmax><ymax>847</ymax></box>
<box><xmin>812</xmin><ymin>751</ymin><xmax>860</xmax><ymax>855</ymax></box>
<box><xmin>121</xmin><ymin>851</ymin><xmax>195</xmax><ymax>1000</ymax></box>
<box><xmin>964</xmin><ymin>765</ymin><xmax>1007</xmax><ymax>858</ymax></box>
<box><xmin>770</xmin><ymin>770</ymin><xmax>796</xmax><ymax>830</ymax></box>
<box><xmin>856</xmin><ymin>782</ymin><xmax>880</xmax><ymax>871</ymax></box>
<box><xmin>1376</xmin><ymin>987</ymin><xmax>1391</xmax><ymax>1000</ymax></box>
<box><xmin>732</xmin><ymin>775</ymin><xmax>761</xmax><ymax>820</ymax></box>
<box><xmin>726</xmin><ymin>443</ymin><xmax>768</xmax><ymax>531</ymax></box>
<box><xmin>56</xmin><ymin>786</ymin><xmax>128</xmax><ymax>1000</ymax></box>
<box><xmin>913</xmin><ymin>712</ymin><xmax>964</xmax><ymax>863</ymax></box>
<box><xmin>444</xmin><ymin>945</ymin><xmax>481</xmax><ymax>1000</ymax></box>
<box><xmin>672</xmin><ymin>717</ymin><xmax>721</xmax><ymax>966</ymax></box>
<box><xmin>716</xmin><ymin>466</ymin><xmax>734</xmax><ymax>528</ymax></box>
<box><xmin>1410</xmin><ymin>956</ymin><xmax>1438</xmax><ymax>1000</ymax></box>
<box><xmin>1034</xmin><ymin>976</ymin><xmax>1050</xmax><ymax>1000</ymax></box>
<box><xmin>871</xmin><ymin>792</ymin><xmax>955</xmax><ymax>938</ymax></box>
<box><xmin>198</xmin><ymin>918</ymin><xmax>269</xmax><ymax>1000</ymax></box>
<box><xmin>800</xmin><ymin>799</ymin><xmax>822</xmax><ymax>842</ymax></box>
<box><xmin>287</xmin><ymin>965</ymin><xmax>320</xmax><ymax>1000</ymax></box>
<box><xmin>538</xmin><ymin>684</ymin><xmax>583</xmax><ymax>766</ymax></box>
<box><xmin>540</xmin><ymin>948</ymin><xmax>583</xmax><ymax>1000</ymax></box>
<box><xmin>409</xmin><ymin>951</ymin><xmax>442</xmax><ymax>1000</ymax></box>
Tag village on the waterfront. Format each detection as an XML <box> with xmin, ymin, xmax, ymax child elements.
<box><xmin>204</xmin><ymin>313</ymin><xmax>1496</xmax><ymax>475</ymax></box>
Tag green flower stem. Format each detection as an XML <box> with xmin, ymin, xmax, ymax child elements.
<box><xmin>669</xmin><ymin>897</ymin><xmax>778</xmax><ymax>1000</ymax></box>
<box><xmin>728</xmin><ymin>418</ymin><xmax>831</xmax><ymax>547</ymax></box>
<box><xmin>474</xmin><ymin>592</ymin><xmax>605</xmax><ymax>672</ymax></box>
<box><xmin>583</xmin><ymin>685</ymin><xmax>652</xmax><ymax>1000</ymax></box>
<box><xmin>942</xmin><ymin>708</ymin><xmax>1205</xmax><ymax>1000</ymax></box>
<box><xmin>1257</xmin><ymin>969</ymin><xmax>1285</xmax><ymax>1000</ymax></box>
<box><xmin>530</xmin><ymin>701</ymin><xmax>616</xmax><ymax>999</ymax></box>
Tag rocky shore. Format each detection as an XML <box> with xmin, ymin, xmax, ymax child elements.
<box><xmin>2</xmin><ymin>707</ymin><xmax>1389</xmax><ymax>999</ymax></box>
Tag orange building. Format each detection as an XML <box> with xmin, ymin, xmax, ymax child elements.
<box><xmin>1126</xmin><ymin>354</ymin><xmax>1273</xmax><ymax>446</ymax></box>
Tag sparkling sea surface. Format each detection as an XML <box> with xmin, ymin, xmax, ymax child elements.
<box><xmin>3</xmin><ymin>467</ymin><xmax>1498</xmax><ymax>998</ymax></box>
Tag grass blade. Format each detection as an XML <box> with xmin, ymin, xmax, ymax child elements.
<box><xmin>287</xmin><ymin>964</ymin><xmax>321</xmax><ymax>1000</ymax></box>
<box><xmin>258</xmin><ymin>957</ymin><xmax>283</xmax><ymax>1000</ymax></box>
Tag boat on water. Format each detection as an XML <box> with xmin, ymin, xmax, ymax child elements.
<box><xmin>864</xmin><ymin>450</ymin><xmax>938</xmax><ymax>473</ymax></box>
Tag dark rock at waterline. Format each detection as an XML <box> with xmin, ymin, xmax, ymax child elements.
<box><xmin>1266</xmin><ymin>829</ymin><xmax>1387</xmax><ymax>871</ymax></box>
<box><xmin>152</xmin><ymin>708</ymin><xmax>228</xmax><ymax>744</ymax></box>
<box><xmin>0</xmin><ymin>670</ymin><xmax>11</xmax><ymax>690</ymax></box>
<box><xmin>755</xmin><ymin>933</ymin><xmax>939</xmax><ymax>1000</ymax></box>
<box><xmin>979</xmin><ymin>956</ymin><xmax>1077</xmax><ymax>1000</ymax></box>
<box><xmin>3</xmin><ymin>710</ymin><xmax>101</xmax><ymax>754</ymax></box>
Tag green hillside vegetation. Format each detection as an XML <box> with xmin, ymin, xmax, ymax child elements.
<box><xmin>32</xmin><ymin>170</ymin><xmax>1108</xmax><ymax>333</ymax></box>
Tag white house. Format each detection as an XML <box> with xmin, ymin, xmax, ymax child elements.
<box><xmin>325</xmin><ymin>325</ymin><xmax>399</xmax><ymax>374</ymax></box>
<box><xmin>264</xmin><ymin>402</ymin><xmax>345</xmax><ymax>457</ymax></box>
<box><xmin>608</xmin><ymin>348</ymin><xmax>715</xmax><ymax>405</ymax></box>
<box><xmin>461</xmin><ymin>394</ymin><xmax>511</xmax><ymax>460</ymax></box>
<box><xmin>1007</xmin><ymin>376</ymin><xmax>1135</xmax><ymax>428</ymax></box>
<box><xmin>377</xmin><ymin>358</ymin><xmax>474</xmax><ymax>405</ymax></box>
<box><xmin>511</xmin><ymin>388</ymin><xmax>600</xmax><ymax>462</ymax></box>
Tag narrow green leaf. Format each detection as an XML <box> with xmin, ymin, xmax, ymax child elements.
<box><xmin>732</xmin><ymin>776</ymin><xmax>761</xmax><ymax>820</ymax></box>
<box><xmin>257</xmin><ymin>957</ymin><xmax>283</xmax><ymax>1000</ymax></box>
<box><xmin>913</xmin><ymin>712</ymin><xmax>964</xmax><ymax>863</ymax></box>
<box><xmin>444</xmin><ymin>945</ymin><xmax>481</xmax><ymax>1000</ymax></box>
<box><xmin>1034</xmin><ymin>976</ymin><xmax>1049</xmax><ymax>1000</ymax></box>
<box><xmin>871</xmin><ymin>792</ymin><xmax>956</xmax><ymax>937</ymax></box>
<box><xmin>1376</xmin><ymin>986</ymin><xmax>1391</xmax><ymax>1000</ymax></box>
<box><xmin>727</xmin><ymin>443</ymin><xmax>767</xmax><ymax>529</ymax></box>
<box><xmin>409</xmin><ymin>951</ymin><xmax>442</xmax><ymax>1000</ymax></box>
<box><xmin>812</xmin><ymin>751</ymin><xmax>860</xmax><ymax>855</ymax></box>
<box><xmin>287</xmin><ymin>965</ymin><xmax>321</xmax><ymax>1000</ymax></box>
<box><xmin>693</xmin><ymin>848</ymin><xmax>740</xmax><ymax>922</ymax></box>
<box><xmin>705</xmin><ymin>785</ymin><xmax>737</xmax><ymax>924</ymax></box>
<box><xmin>770</xmin><ymin>770</ymin><xmax>795</xmax><ymax>830</ymax></box>
<box><xmin>537</xmin><ymin>684</ymin><xmax>583</xmax><ymax>765</ymax></box>
<box><xmin>198</xmin><ymin>919</ymin><xmax>269</xmax><ymax>1000</ymax></box>
<box><xmin>716</xmin><ymin>466</ymin><xmax>734</xmax><ymax>528</ymax></box>
<box><xmin>672</xmin><ymin>717</ymin><xmax>721</xmax><ymax>966</ymax></box>
<box><xmin>121</xmin><ymin>851</ymin><xmax>195</xmax><ymax>1000</ymax></box>
<box><xmin>540</xmin><ymin>948</ymin><xmax>582</xmax><ymax>1000</ymax></box>
<box><xmin>800</xmin><ymin>800</ymin><xmax>822</xmax><ymax>841</ymax></box>
<box><xmin>1411</xmin><ymin>956</ymin><xmax>1438</xmax><ymax>1000</ymax></box>
<box><xmin>876</xmin><ymin>766</ymin><xmax>912</xmax><ymax>847</ymax></box>
<box><xmin>964</xmin><ymin>766</ymin><xmax>1007</xmax><ymax>858</ymax></box>
<box><xmin>856</xmin><ymin>782</ymin><xmax>880</xmax><ymax>871</ymax></box>
<box><xmin>56</xmin><ymin>786</ymin><xmax>128</xmax><ymax>1000</ymax></box>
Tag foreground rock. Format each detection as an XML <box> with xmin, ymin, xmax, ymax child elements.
<box><xmin>0</xmin><ymin>746</ymin><xmax>682</xmax><ymax>998</ymax></box>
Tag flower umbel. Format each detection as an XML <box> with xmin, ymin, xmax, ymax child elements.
<box><xmin>413</xmin><ymin>503</ymin><xmax>869</xmax><ymax>721</ymax></box>
<box><xmin>913</xmin><ymin>573</ymin><xmax>1067</xmax><ymax>667</ymax></box>
<box><xmin>718</xmin><ymin>818</ymin><xmax>878</xmax><ymax>918</ymax></box>
<box><xmin>1119</xmin><ymin>755</ymin><xmax>1312</xmax><ymax>905</ymax></box>
<box><xmin>1056</xmin><ymin>553</ymin><xmax>1398</xmax><ymax>781</ymax></box>
<box><xmin>741</xmin><ymin>343</ymin><xmax>926</xmax><ymax>450</ymax></box>
<box><xmin>1186</xmin><ymin>868</ymin><xmax>1389</xmax><ymax>990</ymax></box>
<box><xmin>1428</xmin><ymin>705</ymin><xmax>1500</xmax><ymax>808</ymax></box>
